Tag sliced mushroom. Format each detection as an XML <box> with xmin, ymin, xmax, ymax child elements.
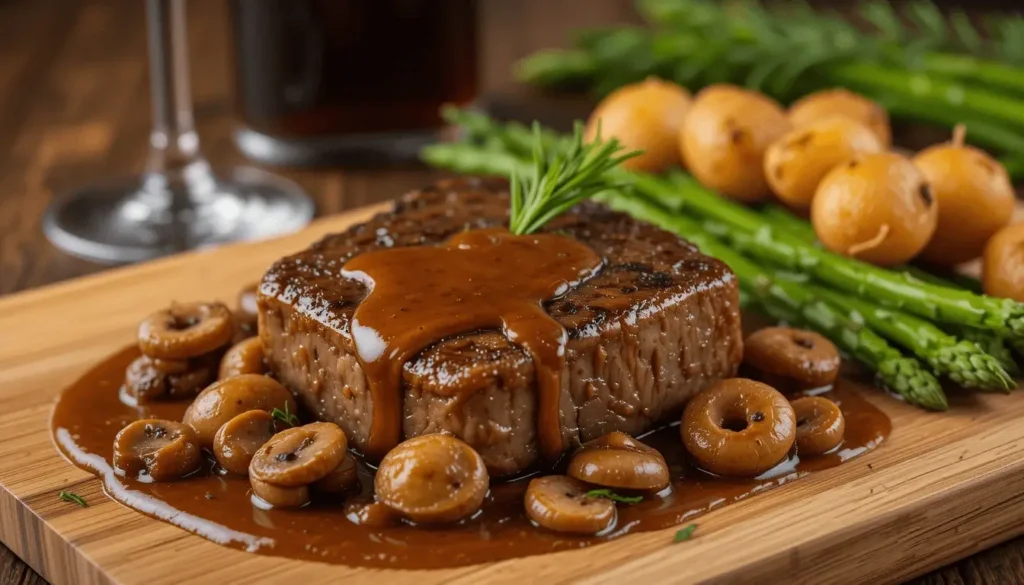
<box><xmin>125</xmin><ymin>355</ymin><xmax>215</xmax><ymax>404</ymax></box>
<box><xmin>218</xmin><ymin>337</ymin><xmax>266</xmax><ymax>379</ymax></box>
<box><xmin>213</xmin><ymin>410</ymin><xmax>277</xmax><ymax>475</ymax></box>
<box><xmin>250</xmin><ymin>475</ymin><xmax>310</xmax><ymax>508</ymax></box>
<box><xmin>525</xmin><ymin>475</ymin><xmax>617</xmax><ymax>535</ymax></box>
<box><xmin>345</xmin><ymin>500</ymin><xmax>401</xmax><ymax>528</ymax></box>
<box><xmin>792</xmin><ymin>396</ymin><xmax>846</xmax><ymax>456</ymax></box>
<box><xmin>568</xmin><ymin>431</ymin><xmax>670</xmax><ymax>491</ymax></box>
<box><xmin>374</xmin><ymin>434</ymin><xmax>489</xmax><ymax>524</ymax></box>
<box><xmin>113</xmin><ymin>419</ymin><xmax>202</xmax><ymax>481</ymax></box>
<box><xmin>744</xmin><ymin>327</ymin><xmax>840</xmax><ymax>388</ymax></box>
<box><xmin>681</xmin><ymin>378</ymin><xmax>796</xmax><ymax>477</ymax></box>
<box><xmin>312</xmin><ymin>454</ymin><xmax>359</xmax><ymax>494</ymax></box>
<box><xmin>182</xmin><ymin>374</ymin><xmax>296</xmax><ymax>448</ymax></box>
<box><xmin>137</xmin><ymin>302</ymin><xmax>234</xmax><ymax>360</ymax></box>
<box><xmin>249</xmin><ymin>422</ymin><xmax>347</xmax><ymax>487</ymax></box>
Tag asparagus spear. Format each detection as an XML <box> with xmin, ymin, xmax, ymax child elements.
<box><xmin>643</xmin><ymin>171</ymin><xmax>1024</xmax><ymax>340</ymax></box>
<box><xmin>760</xmin><ymin>205</ymin><xmax>817</xmax><ymax>242</ymax></box>
<box><xmin>760</xmin><ymin>205</ymin><xmax>984</xmax><ymax>294</ymax></box>
<box><xmin>893</xmin><ymin>267</ymin><xmax>1019</xmax><ymax>371</ymax></box>
<box><xmin>760</xmin><ymin>204</ymin><xmax>1017</xmax><ymax>375</ymax></box>
<box><xmin>807</xmin><ymin>284</ymin><xmax>1013</xmax><ymax>391</ymax></box>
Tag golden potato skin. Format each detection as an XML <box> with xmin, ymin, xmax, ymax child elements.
<box><xmin>984</xmin><ymin>223</ymin><xmax>1024</xmax><ymax>302</ymax></box>
<box><xmin>764</xmin><ymin>116</ymin><xmax>883</xmax><ymax>210</ymax></box>
<box><xmin>811</xmin><ymin>152</ymin><xmax>938</xmax><ymax>266</ymax></box>
<box><xmin>914</xmin><ymin>140</ymin><xmax>1014</xmax><ymax>266</ymax></box>
<box><xmin>585</xmin><ymin>77</ymin><xmax>691</xmax><ymax>173</ymax></box>
<box><xmin>788</xmin><ymin>88</ymin><xmax>891</xmax><ymax>148</ymax></box>
<box><xmin>679</xmin><ymin>84</ymin><xmax>790</xmax><ymax>202</ymax></box>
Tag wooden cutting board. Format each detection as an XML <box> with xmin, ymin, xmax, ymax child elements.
<box><xmin>3</xmin><ymin>203</ymin><xmax>1024</xmax><ymax>585</ymax></box>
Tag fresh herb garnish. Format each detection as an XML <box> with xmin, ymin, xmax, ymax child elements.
<box><xmin>584</xmin><ymin>488</ymin><xmax>643</xmax><ymax>504</ymax></box>
<box><xmin>59</xmin><ymin>490</ymin><xmax>88</xmax><ymax>508</ymax></box>
<box><xmin>674</xmin><ymin>524</ymin><xmax>697</xmax><ymax>543</ymax></box>
<box><xmin>271</xmin><ymin>402</ymin><xmax>300</xmax><ymax>428</ymax></box>
<box><xmin>508</xmin><ymin>121</ymin><xmax>639</xmax><ymax>235</ymax></box>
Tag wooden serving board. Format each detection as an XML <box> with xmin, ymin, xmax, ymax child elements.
<box><xmin>3</xmin><ymin>204</ymin><xmax>1024</xmax><ymax>585</ymax></box>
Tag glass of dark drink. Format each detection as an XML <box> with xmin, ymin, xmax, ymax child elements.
<box><xmin>229</xmin><ymin>0</ymin><xmax>478</xmax><ymax>166</ymax></box>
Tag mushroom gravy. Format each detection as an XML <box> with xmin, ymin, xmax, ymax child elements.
<box><xmin>340</xmin><ymin>227</ymin><xmax>602</xmax><ymax>462</ymax></box>
<box><xmin>52</xmin><ymin>345</ymin><xmax>889</xmax><ymax>569</ymax></box>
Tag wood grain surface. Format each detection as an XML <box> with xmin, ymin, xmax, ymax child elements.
<box><xmin>2</xmin><ymin>0</ymin><xmax>1024</xmax><ymax>583</ymax></box>
<box><xmin>5</xmin><ymin>204</ymin><xmax>1024</xmax><ymax>585</ymax></box>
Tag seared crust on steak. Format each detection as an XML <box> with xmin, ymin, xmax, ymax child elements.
<box><xmin>258</xmin><ymin>178</ymin><xmax>742</xmax><ymax>476</ymax></box>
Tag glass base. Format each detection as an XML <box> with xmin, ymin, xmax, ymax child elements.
<box><xmin>233</xmin><ymin>125</ymin><xmax>439</xmax><ymax>167</ymax></box>
<box><xmin>44</xmin><ymin>166</ymin><xmax>314</xmax><ymax>264</ymax></box>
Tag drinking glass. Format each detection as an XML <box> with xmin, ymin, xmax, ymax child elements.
<box><xmin>44</xmin><ymin>0</ymin><xmax>314</xmax><ymax>264</ymax></box>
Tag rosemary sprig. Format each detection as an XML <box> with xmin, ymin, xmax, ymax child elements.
<box><xmin>585</xmin><ymin>488</ymin><xmax>644</xmax><ymax>504</ymax></box>
<box><xmin>271</xmin><ymin>402</ymin><xmax>300</xmax><ymax>428</ymax></box>
<box><xmin>509</xmin><ymin>122</ymin><xmax>638</xmax><ymax>235</ymax></box>
<box><xmin>673</xmin><ymin>523</ymin><xmax>697</xmax><ymax>542</ymax></box>
<box><xmin>59</xmin><ymin>490</ymin><xmax>88</xmax><ymax>508</ymax></box>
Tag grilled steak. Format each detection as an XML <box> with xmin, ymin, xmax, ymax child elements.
<box><xmin>258</xmin><ymin>178</ymin><xmax>743</xmax><ymax>476</ymax></box>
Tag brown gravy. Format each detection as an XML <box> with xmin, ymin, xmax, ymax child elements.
<box><xmin>340</xmin><ymin>227</ymin><xmax>602</xmax><ymax>461</ymax></box>
<box><xmin>52</xmin><ymin>345</ymin><xmax>890</xmax><ymax>569</ymax></box>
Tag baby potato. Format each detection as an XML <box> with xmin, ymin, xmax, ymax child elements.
<box><xmin>984</xmin><ymin>223</ymin><xmax>1024</xmax><ymax>302</ymax></box>
<box><xmin>764</xmin><ymin>116</ymin><xmax>883</xmax><ymax>210</ymax></box>
<box><xmin>788</xmin><ymin>88</ymin><xmax>891</xmax><ymax>148</ymax></box>
<box><xmin>680</xmin><ymin>84</ymin><xmax>790</xmax><ymax>202</ymax></box>
<box><xmin>585</xmin><ymin>77</ymin><xmax>691</xmax><ymax>173</ymax></box>
<box><xmin>914</xmin><ymin>127</ymin><xmax>1015</xmax><ymax>266</ymax></box>
<box><xmin>811</xmin><ymin>152</ymin><xmax>938</xmax><ymax>266</ymax></box>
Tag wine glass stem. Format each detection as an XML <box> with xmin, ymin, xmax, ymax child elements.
<box><xmin>145</xmin><ymin>0</ymin><xmax>204</xmax><ymax>179</ymax></box>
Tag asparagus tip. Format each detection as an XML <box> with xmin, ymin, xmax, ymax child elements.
<box><xmin>878</xmin><ymin>357</ymin><xmax>949</xmax><ymax>411</ymax></box>
<box><xmin>1006</xmin><ymin>310</ymin><xmax>1024</xmax><ymax>342</ymax></box>
<box><xmin>935</xmin><ymin>341</ymin><xmax>1015</xmax><ymax>393</ymax></box>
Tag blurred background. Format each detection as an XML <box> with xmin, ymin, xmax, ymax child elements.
<box><xmin>3</xmin><ymin>0</ymin><xmax>1024</xmax><ymax>276</ymax></box>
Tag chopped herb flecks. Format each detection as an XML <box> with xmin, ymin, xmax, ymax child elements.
<box><xmin>585</xmin><ymin>488</ymin><xmax>643</xmax><ymax>504</ymax></box>
<box><xmin>271</xmin><ymin>402</ymin><xmax>300</xmax><ymax>428</ymax></box>
<box><xmin>59</xmin><ymin>490</ymin><xmax>88</xmax><ymax>508</ymax></box>
<box><xmin>674</xmin><ymin>524</ymin><xmax>697</xmax><ymax>543</ymax></box>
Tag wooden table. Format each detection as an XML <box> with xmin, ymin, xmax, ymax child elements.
<box><xmin>1</xmin><ymin>0</ymin><xmax>1023</xmax><ymax>583</ymax></box>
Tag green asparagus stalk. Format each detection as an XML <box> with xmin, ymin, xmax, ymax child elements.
<box><xmin>760</xmin><ymin>205</ymin><xmax>984</xmax><ymax>294</ymax></box>
<box><xmin>882</xmin><ymin>98</ymin><xmax>1024</xmax><ymax>157</ymax></box>
<box><xmin>646</xmin><ymin>171</ymin><xmax>1024</xmax><ymax>339</ymax></box>
<box><xmin>421</xmin><ymin>141</ymin><xmax>525</xmax><ymax>177</ymax></box>
<box><xmin>639</xmin><ymin>0</ymin><xmax>1024</xmax><ymax>98</ymax></box>
<box><xmin>760</xmin><ymin>204</ymin><xmax>1017</xmax><ymax>377</ymax></box>
<box><xmin>893</xmin><ymin>266</ymin><xmax>1017</xmax><ymax>372</ymax></box>
<box><xmin>760</xmin><ymin>205</ymin><xmax>816</xmax><ymax>242</ymax></box>
<box><xmin>832</xmin><ymin>62</ymin><xmax>1024</xmax><ymax>133</ymax></box>
<box><xmin>806</xmin><ymin>284</ymin><xmax>1012</xmax><ymax>391</ymax></box>
<box><xmin>1002</xmin><ymin>154</ymin><xmax>1024</xmax><ymax>174</ymax></box>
